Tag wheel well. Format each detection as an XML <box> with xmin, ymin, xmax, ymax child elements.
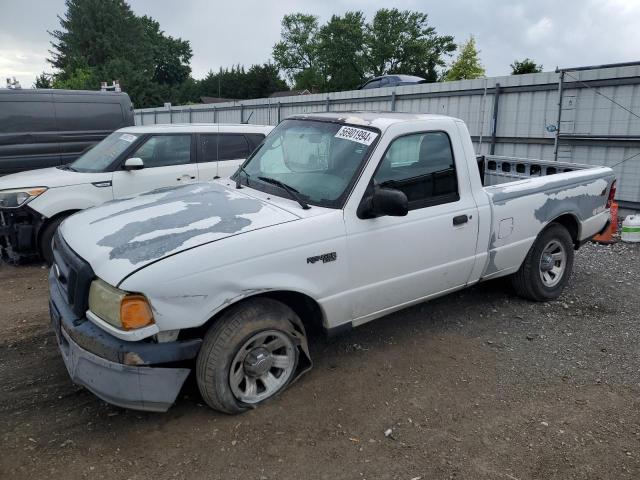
<box><xmin>37</xmin><ymin>210</ymin><xmax>79</xmax><ymax>252</ymax></box>
<box><xmin>550</xmin><ymin>214</ymin><xmax>579</xmax><ymax>248</ymax></box>
<box><xmin>187</xmin><ymin>290</ymin><xmax>326</xmax><ymax>340</ymax></box>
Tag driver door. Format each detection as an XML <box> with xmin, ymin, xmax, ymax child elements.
<box><xmin>112</xmin><ymin>134</ymin><xmax>197</xmax><ymax>198</ymax></box>
<box><xmin>344</xmin><ymin>126</ymin><xmax>479</xmax><ymax>322</ymax></box>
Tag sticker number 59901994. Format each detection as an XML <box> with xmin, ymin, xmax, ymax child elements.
<box><xmin>334</xmin><ymin>126</ymin><xmax>378</xmax><ymax>146</ymax></box>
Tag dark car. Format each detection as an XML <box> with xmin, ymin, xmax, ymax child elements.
<box><xmin>0</xmin><ymin>89</ymin><xmax>134</xmax><ymax>175</ymax></box>
<box><xmin>359</xmin><ymin>75</ymin><xmax>427</xmax><ymax>90</ymax></box>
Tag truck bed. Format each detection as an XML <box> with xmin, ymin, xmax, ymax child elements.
<box><xmin>475</xmin><ymin>155</ymin><xmax>615</xmax><ymax>281</ymax></box>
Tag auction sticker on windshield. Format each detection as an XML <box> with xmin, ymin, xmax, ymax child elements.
<box><xmin>334</xmin><ymin>126</ymin><xmax>378</xmax><ymax>146</ymax></box>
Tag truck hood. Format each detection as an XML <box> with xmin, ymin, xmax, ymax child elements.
<box><xmin>59</xmin><ymin>182</ymin><xmax>300</xmax><ymax>286</ymax></box>
<box><xmin>0</xmin><ymin>167</ymin><xmax>108</xmax><ymax>191</ymax></box>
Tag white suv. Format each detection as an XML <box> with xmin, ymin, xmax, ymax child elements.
<box><xmin>0</xmin><ymin>123</ymin><xmax>273</xmax><ymax>263</ymax></box>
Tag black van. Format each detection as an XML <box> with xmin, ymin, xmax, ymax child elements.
<box><xmin>0</xmin><ymin>89</ymin><xmax>134</xmax><ymax>175</ymax></box>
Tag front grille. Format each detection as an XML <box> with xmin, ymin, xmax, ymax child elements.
<box><xmin>51</xmin><ymin>230</ymin><xmax>95</xmax><ymax>318</ymax></box>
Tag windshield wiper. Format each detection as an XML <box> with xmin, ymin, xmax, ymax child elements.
<box><xmin>235</xmin><ymin>165</ymin><xmax>250</xmax><ymax>189</ymax></box>
<box><xmin>258</xmin><ymin>176</ymin><xmax>310</xmax><ymax>210</ymax></box>
<box><xmin>58</xmin><ymin>164</ymin><xmax>77</xmax><ymax>172</ymax></box>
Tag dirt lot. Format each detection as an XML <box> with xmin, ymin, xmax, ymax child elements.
<box><xmin>1</xmin><ymin>241</ymin><xmax>639</xmax><ymax>480</ymax></box>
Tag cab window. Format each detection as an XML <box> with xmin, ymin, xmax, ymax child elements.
<box><xmin>374</xmin><ymin>131</ymin><xmax>459</xmax><ymax>210</ymax></box>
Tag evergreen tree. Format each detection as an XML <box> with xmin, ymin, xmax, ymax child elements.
<box><xmin>47</xmin><ymin>0</ymin><xmax>192</xmax><ymax>107</ymax></box>
<box><xmin>444</xmin><ymin>36</ymin><xmax>485</xmax><ymax>81</ymax></box>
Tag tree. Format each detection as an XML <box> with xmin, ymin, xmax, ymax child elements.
<box><xmin>47</xmin><ymin>0</ymin><xmax>192</xmax><ymax>107</ymax></box>
<box><xmin>316</xmin><ymin>12</ymin><xmax>367</xmax><ymax>91</ymax></box>
<box><xmin>511</xmin><ymin>58</ymin><xmax>543</xmax><ymax>75</ymax></box>
<box><xmin>34</xmin><ymin>73</ymin><xmax>52</xmax><ymax>88</ymax></box>
<box><xmin>272</xmin><ymin>13</ymin><xmax>323</xmax><ymax>91</ymax></box>
<box><xmin>445</xmin><ymin>36</ymin><xmax>485</xmax><ymax>81</ymax></box>
<box><xmin>196</xmin><ymin>64</ymin><xmax>288</xmax><ymax>101</ymax></box>
<box><xmin>272</xmin><ymin>9</ymin><xmax>456</xmax><ymax>91</ymax></box>
<box><xmin>365</xmin><ymin>9</ymin><xmax>456</xmax><ymax>82</ymax></box>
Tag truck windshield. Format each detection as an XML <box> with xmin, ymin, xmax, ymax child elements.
<box><xmin>240</xmin><ymin>119</ymin><xmax>379</xmax><ymax>208</ymax></box>
<box><xmin>70</xmin><ymin>131</ymin><xmax>140</xmax><ymax>172</ymax></box>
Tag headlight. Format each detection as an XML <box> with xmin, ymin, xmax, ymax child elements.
<box><xmin>88</xmin><ymin>278</ymin><xmax>154</xmax><ymax>331</ymax></box>
<box><xmin>0</xmin><ymin>187</ymin><xmax>47</xmax><ymax>209</ymax></box>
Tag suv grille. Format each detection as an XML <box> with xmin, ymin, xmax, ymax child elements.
<box><xmin>51</xmin><ymin>230</ymin><xmax>95</xmax><ymax>318</ymax></box>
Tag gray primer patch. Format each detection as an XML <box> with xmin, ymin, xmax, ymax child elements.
<box><xmin>93</xmin><ymin>183</ymin><xmax>263</xmax><ymax>264</ymax></box>
<box><xmin>488</xmin><ymin>171</ymin><xmax>613</xmax><ymax>206</ymax></box>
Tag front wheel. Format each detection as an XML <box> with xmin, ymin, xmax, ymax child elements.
<box><xmin>196</xmin><ymin>298</ymin><xmax>303</xmax><ymax>414</ymax></box>
<box><xmin>39</xmin><ymin>215</ymin><xmax>69</xmax><ymax>265</ymax></box>
<box><xmin>510</xmin><ymin>223</ymin><xmax>574</xmax><ymax>301</ymax></box>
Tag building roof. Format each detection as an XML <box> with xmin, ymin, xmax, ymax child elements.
<box><xmin>268</xmin><ymin>89</ymin><xmax>311</xmax><ymax>98</ymax></box>
<box><xmin>200</xmin><ymin>96</ymin><xmax>236</xmax><ymax>104</ymax></box>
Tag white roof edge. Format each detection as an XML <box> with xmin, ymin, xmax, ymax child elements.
<box><xmin>119</xmin><ymin>123</ymin><xmax>274</xmax><ymax>134</ymax></box>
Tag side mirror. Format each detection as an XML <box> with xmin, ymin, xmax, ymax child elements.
<box><xmin>360</xmin><ymin>186</ymin><xmax>408</xmax><ymax>218</ymax></box>
<box><xmin>123</xmin><ymin>157</ymin><xmax>144</xmax><ymax>171</ymax></box>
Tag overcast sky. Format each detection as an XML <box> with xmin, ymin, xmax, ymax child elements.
<box><xmin>1</xmin><ymin>0</ymin><xmax>639</xmax><ymax>88</ymax></box>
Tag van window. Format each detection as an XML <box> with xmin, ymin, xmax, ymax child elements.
<box><xmin>55</xmin><ymin>102</ymin><xmax>124</xmax><ymax>131</ymax></box>
<box><xmin>374</xmin><ymin>131</ymin><xmax>459</xmax><ymax>210</ymax></box>
<box><xmin>132</xmin><ymin>135</ymin><xmax>192</xmax><ymax>168</ymax></box>
<box><xmin>0</xmin><ymin>101</ymin><xmax>56</xmax><ymax>133</ymax></box>
<box><xmin>200</xmin><ymin>134</ymin><xmax>250</xmax><ymax>162</ymax></box>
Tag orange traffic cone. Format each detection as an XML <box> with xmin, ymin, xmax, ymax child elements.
<box><xmin>592</xmin><ymin>201</ymin><xmax>618</xmax><ymax>244</ymax></box>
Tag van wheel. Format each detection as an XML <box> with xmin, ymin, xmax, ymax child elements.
<box><xmin>39</xmin><ymin>216</ymin><xmax>69</xmax><ymax>266</ymax></box>
<box><xmin>196</xmin><ymin>298</ymin><xmax>301</xmax><ymax>414</ymax></box>
<box><xmin>511</xmin><ymin>223</ymin><xmax>574</xmax><ymax>301</ymax></box>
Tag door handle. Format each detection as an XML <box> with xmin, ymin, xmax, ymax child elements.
<box><xmin>176</xmin><ymin>175</ymin><xmax>197</xmax><ymax>181</ymax></box>
<box><xmin>453</xmin><ymin>214</ymin><xmax>469</xmax><ymax>226</ymax></box>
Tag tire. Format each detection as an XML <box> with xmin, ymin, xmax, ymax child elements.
<box><xmin>510</xmin><ymin>223</ymin><xmax>574</xmax><ymax>302</ymax></box>
<box><xmin>196</xmin><ymin>298</ymin><xmax>302</xmax><ymax>414</ymax></box>
<box><xmin>39</xmin><ymin>216</ymin><xmax>68</xmax><ymax>266</ymax></box>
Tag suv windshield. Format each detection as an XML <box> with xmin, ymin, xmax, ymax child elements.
<box><xmin>240</xmin><ymin>119</ymin><xmax>379</xmax><ymax>208</ymax></box>
<box><xmin>70</xmin><ymin>131</ymin><xmax>140</xmax><ymax>172</ymax></box>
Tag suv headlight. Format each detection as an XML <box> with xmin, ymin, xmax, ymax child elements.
<box><xmin>0</xmin><ymin>187</ymin><xmax>47</xmax><ymax>209</ymax></box>
<box><xmin>88</xmin><ymin>278</ymin><xmax>155</xmax><ymax>331</ymax></box>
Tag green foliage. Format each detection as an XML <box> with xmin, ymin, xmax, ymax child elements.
<box><xmin>34</xmin><ymin>73</ymin><xmax>52</xmax><ymax>88</ymax></box>
<box><xmin>366</xmin><ymin>9</ymin><xmax>456</xmax><ymax>82</ymax></box>
<box><xmin>272</xmin><ymin>13</ymin><xmax>322</xmax><ymax>90</ymax></box>
<box><xmin>444</xmin><ymin>36</ymin><xmax>485</xmax><ymax>81</ymax></box>
<box><xmin>511</xmin><ymin>58</ymin><xmax>543</xmax><ymax>75</ymax></box>
<box><xmin>272</xmin><ymin>8</ymin><xmax>456</xmax><ymax>91</ymax></box>
<box><xmin>197</xmin><ymin>64</ymin><xmax>288</xmax><ymax>100</ymax></box>
<box><xmin>317</xmin><ymin>12</ymin><xmax>367</xmax><ymax>91</ymax></box>
<box><xmin>47</xmin><ymin>0</ymin><xmax>192</xmax><ymax>107</ymax></box>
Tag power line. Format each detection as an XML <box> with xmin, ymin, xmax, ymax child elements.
<box><xmin>611</xmin><ymin>151</ymin><xmax>640</xmax><ymax>169</ymax></box>
<box><xmin>563</xmin><ymin>70</ymin><xmax>640</xmax><ymax>121</ymax></box>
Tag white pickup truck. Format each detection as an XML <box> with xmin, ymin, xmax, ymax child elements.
<box><xmin>48</xmin><ymin>112</ymin><xmax>616</xmax><ymax>413</ymax></box>
<box><xmin>0</xmin><ymin>123</ymin><xmax>272</xmax><ymax>263</ymax></box>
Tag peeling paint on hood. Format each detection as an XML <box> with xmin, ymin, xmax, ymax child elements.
<box><xmin>60</xmin><ymin>182</ymin><xmax>300</xmax><ymax>286</ymax></box>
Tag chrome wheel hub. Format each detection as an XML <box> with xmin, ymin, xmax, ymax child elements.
<box><xmin>229</xmin><ymin>330</ymin><xmax>296</xmax><ymax>404</ymax></box>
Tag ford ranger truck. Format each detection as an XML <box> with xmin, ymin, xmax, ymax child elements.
<box><xmin>48</xmin><ymin>113</ymin><xmax>616</xmax><ymax>413</ymax></box>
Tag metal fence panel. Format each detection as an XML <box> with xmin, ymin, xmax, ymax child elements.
<box><xmin>134</xmin><ymin>64</ymin><xmax>640</xmax><ymax>205</ymax></box>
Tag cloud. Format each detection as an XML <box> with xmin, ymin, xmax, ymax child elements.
<box><xmin>1</xmin><ymin>0</ymin><xmax>640</xmax><ymax>89</ymax></box>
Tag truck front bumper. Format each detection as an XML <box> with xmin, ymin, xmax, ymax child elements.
<box><xmin>49</xmin><ymin>269</ymin><xmax>202</xmax><ymax>412</ymax></box>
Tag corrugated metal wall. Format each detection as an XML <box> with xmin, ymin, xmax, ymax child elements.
<box><xmin>135</xmin><ymin>65</ymin><xmax>640</xmax><ymax>205</ymax></box>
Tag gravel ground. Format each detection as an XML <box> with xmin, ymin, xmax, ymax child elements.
<box><xmin>1</xmin><ymin>240</ymin><xmax>639</xmax><ymax>480</ymax></box>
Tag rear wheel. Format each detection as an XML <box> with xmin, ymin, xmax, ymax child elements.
<box><xmin>39</xmin><ymin>216</ymin><xmax>69</xmax><ymax>265</ymax></box>
<box><xmin>511</xmin><ymin>223</ymin><xmax>574</xmax><ymax>301</ymax></box>
<box><xmin>196</xmin><ymin>298</ymin><xmax>302</xmax><ymax>414</ymax></box>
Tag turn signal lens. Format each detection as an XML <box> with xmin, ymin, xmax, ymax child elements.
<box><xmin>120</xmin><ymin>295</ymin><xmax>154</xmax><ymax>330</ymax></box>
